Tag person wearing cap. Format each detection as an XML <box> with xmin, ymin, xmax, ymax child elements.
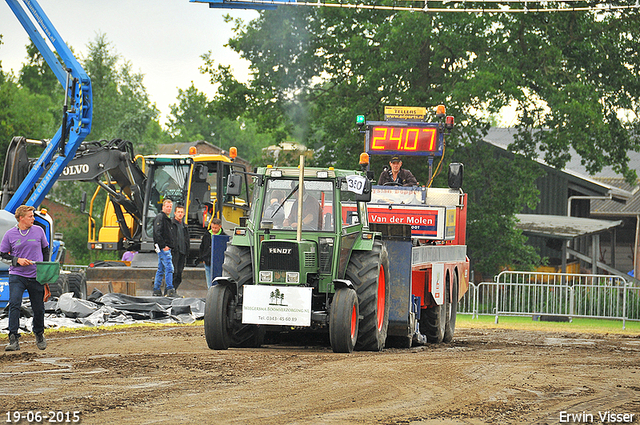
<box><xmin>378</xmin><ymin>156</ymin><xmax>418</xmax><ymax>186</ymax></box>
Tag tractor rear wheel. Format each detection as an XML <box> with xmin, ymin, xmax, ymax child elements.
<box><xmin>49</xmin><ymin>272</ymin><xmax>87</xmax><ymax>299</ymax></box>
<box><xmin>443</xmin><ymin>272</ymin><xmax>459</xmax><ymax>343</ymax></box>
<box><xmin>329</xmin><ymin>287</ymin><xmax>359</xmax><ymax>353</ymax></box>
<box><xmin>68</xmin><ymin>272</ymin><xmax>87</xmax><ymax>299</ymax></box>
<box><xmin>420</xmin><ymin>274</ymin><xmax>451</xmax><ymax>343</ymax></box>
<box><xmin>49</xmin><ymin>273</ymin><xmax>69</xmax><ymax>299</ymax></box>
<box><xmin>204</xmin><ymin>245</ymin><xmax>263</xmax><ymax>350</ymax></box>
<box><xmin>346</xmin><ymin>241</ymin><xmax>390</xmax><ymax>351</ymax></box>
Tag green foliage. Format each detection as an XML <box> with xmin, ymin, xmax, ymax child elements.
<box><xmin>167</xmin><ymin>84</ymin><xmax>213</xmax><ymax>142</ymax></box>
<box><xmin>211</xmin><ymin>7</ymin><xmax>640</xmax><ymax>277</ymax></box>
<box><xmin>166</xmin><ymin>80</ymin><xmax>276</xmax><ymax>163</ymax></box>
<box><xmin>0</xmin><ymin>32</ymin><xmax>164</xmax><ymax>264</ymax></box>
<box><xmin>18</xmin><ymin>41</ymin><xmax>61</xmax><ymax>102</ymax></box>
<box><xmin>451</xmin><ymin>135</ymin><xmax>543</xmax><ymax>277</ymax></box>
<box><xmin>0</xmin><ymin>75</ymin><xmax>58</xmax><ymax>172</ymax></box>
<box><xmin>83</xmin><ymin>34</ymin><xmax>159</xmax><ymax>145</ymax></box>
<box><xmin>219</xmin><ymin>8</ymin><xmax>640</xmax><ymax>178</ymax></box>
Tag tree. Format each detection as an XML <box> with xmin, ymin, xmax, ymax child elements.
<box><xmin>166</xmin><ymin>79</ymin><xmax>276</xmax><ymax>163</ymax></box>
<box><xmin>167</xmin><ymin>83</ymin><xmax>215</xmax><ymax>142</ymax></box>
<box><xmin>206</xmin><ymin>7</ymin><xmax>640</xmax><ymax>275</ymax></box>
<box><xmin>451</xmin><ymin>132</ymin><xmax>543</xmax><ymax>278</ymax></box>
<box><xmin>0</xmin><ymin>38</ymin><xmax>60</xmax><ymax>175</ymax></box>
<box><xmin>18</xmin><ymin>41</ymin><xmax>61</xmax><ymax>102</ymax></box>
<box><xmin>50</xmin><ymin>34</ymin><xmax>162</xmax><ymax>262</ymax></box>
<box><xmin>83</xmin><ymin>33</ymin><xmax>159</xmax><ymax>146</ymax></box>
<box><xmin>0</xmin><ymin>75</ymin><xmax>58</xmax><ymax>173</ymax></box>
<box><xmin>1</xmin><ymin>33</ymin><xmax>168</xmax><ymax>263</ymax></box>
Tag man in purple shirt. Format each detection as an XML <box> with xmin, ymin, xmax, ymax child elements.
<box><xmin>1</xmin><ymin>205</ymin><xmax>49</xmax><ymax>351</ymax></box>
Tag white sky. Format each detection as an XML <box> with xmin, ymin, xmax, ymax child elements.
<box><xmin>0</xmin><ymin>0</ymin><xmax>259</xmax><ymax>126</ymax></box>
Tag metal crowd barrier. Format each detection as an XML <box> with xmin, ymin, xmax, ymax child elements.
<box><xmin>457</xmin><ymin>271</ymin><xmax>639</xmax><ymax>329</ymax></box>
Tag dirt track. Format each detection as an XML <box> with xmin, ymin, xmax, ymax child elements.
<box><xmin>1</xmin><ymin>324</ymin><xmax>639</xmax><ymax>425</ymax></box>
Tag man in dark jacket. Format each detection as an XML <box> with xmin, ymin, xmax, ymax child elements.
<box><xmin>377</xmin><ymin>156</ymin><xmax>418</xmax><ymax>186</ymax></box>
<box><xmin>153</xmin><ymin>199</ymin><xmax>175</xmax><ymax>297</ymax></box>
<box><xmin>171</xmin><ymin>204</ymin><xmax>189</xmax><ymax>292</ymax></box>
<box><xmin>198</xmin><ymin>217</ymin><xmax>226</xmax><ymax>288</ymax></box>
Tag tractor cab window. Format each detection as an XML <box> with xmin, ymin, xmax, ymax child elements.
<box><xmin>205</xmin><ymin>167</ymin><xmax>217</xmax><ymax>197</ymax></box>
<box><xmin>340</xmin><ymin>181</ymin><xmax>361</xmax><ymax>226</ymax></box>
<box><xmin>261</xmin><ymin>179</ymin><xmax>334</xmax><ymax>231</ymax></box>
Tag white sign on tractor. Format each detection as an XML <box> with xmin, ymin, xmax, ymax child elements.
<box><xmin>242</xmin><ymin>285</ymin><xmax>312</xmax><ymax>326</ymax></box>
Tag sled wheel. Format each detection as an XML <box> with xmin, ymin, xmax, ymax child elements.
<box><xmin>346</xmin><ymin>241</ymin><xmax>390</xmax><ymax>351</ymax></box>
<box><xmin>443</xmin><ymin>272</ymin><xmax>459</xmax><ymax>343</ymax></box>
<box><xmin>420</xmin><ymin>274</ymin><xmax>451</xmax><ymax>343</ymax></box>
<box><xmin>329</xmin><ymin>287</ymin><xmax>359</xmax><ymax>353</ymax></box>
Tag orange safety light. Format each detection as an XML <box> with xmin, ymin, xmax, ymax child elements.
<box><xmin>40</xmin><ymin>208</ymin><xmax>48</xmax><ymax>215</ymax></box>
<box><xmin>229</xmin><ymin>146</ymin><xmax>238</xmax><ymax>159</ymax></box>
<box><xmin>436</xmin><ymin>104</ymin><xmax>446</xmax><ymax>118</ymax></box>
<box><xmin>359</xmin><ymin>152</ymin><xmax>370</xmax><ymax>165</ymax></box>
<box><xmin>189</xmin><ymin>146</ymin><xmax>197</xmax><ymax>155</ymax></box>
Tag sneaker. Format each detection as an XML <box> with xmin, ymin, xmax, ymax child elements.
<box><xmin>152</xmin><ymin>289</ymin><xmax>163</xmax><ymax>297</ymax></box>
<box><xmin>165</xmin><ymin>288</ymin><xmax>176</xmax><ymax>297</ymax></box>
<box><xmin>35</xmin><ymin>333</ymin><xmax>47</xmax><ymax>350</ymax></box>
<box><xmin>5</xmin><ymin>334</ymin><xmax>19</xmax><ymax>351</ymax></box>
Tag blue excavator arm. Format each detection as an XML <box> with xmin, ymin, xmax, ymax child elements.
<box><xmin>3</xmin><ymin>0</ymin><xmax>92</xmax><ymax>213</ymax></box>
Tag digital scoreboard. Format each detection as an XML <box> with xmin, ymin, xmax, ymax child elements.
<box><xmin>365</xmin><ymin>122</ymin><xmax>443</xmax><ymax>157</ymax></box>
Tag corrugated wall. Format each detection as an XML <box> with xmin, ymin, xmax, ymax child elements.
<box><xmin>522</xmin><ymin>169</ymin><xmax>568</xmax><ymax>216</ymax></box>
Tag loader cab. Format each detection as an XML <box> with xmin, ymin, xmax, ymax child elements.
<box><xmin>141</xmin><ymin>155</ymin><xmax>250</xmax><ymax>254</ymax></box>
<box><xmin>191</xmin><ymin>159</ymin><xmax>250</xmax><ymax>237</ymax></box>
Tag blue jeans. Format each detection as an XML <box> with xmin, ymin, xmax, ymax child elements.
<box><xmin>154</xmin><ymin>249</ymin><xmax>174</xmax><ymax>291</ymax></box>
<box><xmin>8</xmin><ymin>274</ymin><xmax>45</xmax><ymax>337</ymax></box>
<box><xmin>204</xmin><ymin>264</ymin><xmax>212</xmax><ymax>288</ymax></box>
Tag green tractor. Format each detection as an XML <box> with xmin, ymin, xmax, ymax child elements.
<box><xmin>204</xmin><ymin>159</ymin><xmax>389</xmax><ymax>353</ymax></box>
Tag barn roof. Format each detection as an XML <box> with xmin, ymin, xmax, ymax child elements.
<box><xmin>515</xmin><ymin>214</ymin><xmax>622</xmax><ymax>240</ymax></box>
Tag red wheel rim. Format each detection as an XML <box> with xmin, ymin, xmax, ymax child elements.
<box><xmin>350</xmin><ymin>304</ymin><xmax>357</xmax><ymax>338</ymax></box>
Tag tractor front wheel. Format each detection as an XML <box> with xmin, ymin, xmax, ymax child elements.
<box><xmin>204</xmin><ymin>245</ymin><xmax>264</xmax><ymax>350</ymax></box>
<box><xmin>329</xmin><ymin>287</ymin><xmax>359</xmax><ymax>353</ymax></box>
<box><xmin>204</xmin><ymin>284</ymin><xmax>237</xmax><ymax>350</ymax></box>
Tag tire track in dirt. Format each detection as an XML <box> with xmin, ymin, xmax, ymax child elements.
<box><xmin>1</xmin><ymin>326</ymin><xmax>638</xmax><ymax>424</ymax></box>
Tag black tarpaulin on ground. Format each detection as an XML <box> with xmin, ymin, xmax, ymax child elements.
<box><xmin>0</xmin><ymin>290</ymin><xmax>206</xmax><ymax>333</ymax></box>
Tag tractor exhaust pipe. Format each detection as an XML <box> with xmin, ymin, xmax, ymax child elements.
<box><xmin>297</xmin><ymin>155</ymin><xmax>304</xmax><ymax>241</ymax></box>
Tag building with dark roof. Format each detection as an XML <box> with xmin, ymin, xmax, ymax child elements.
<box><xmin>483</xmin><ymin>128</ymin><xmax>637</xmax><ymax>280</ymax></box>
